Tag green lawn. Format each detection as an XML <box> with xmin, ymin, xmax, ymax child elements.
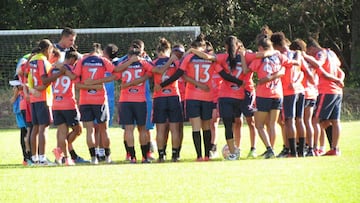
<box><xmin>0</xmin><ymin>121</ymin><xmax>359</xmax><ymax>203</ymax></box>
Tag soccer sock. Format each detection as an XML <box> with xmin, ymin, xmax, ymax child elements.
<box><xmin>69</xmin><ymin>150</ymin><xmax>78</xmax><ymax>160</ymax></box>
<box><xmin>158</xmin><ymin>149</ymin><xmax>165</xmax><ymax>159</ymax></box>
<box><xmin>89</xmin><ymin>147</ymin><xmax>96</xmax><ymax>157</ymax></box>
<box><xmin>172</xmin><ymin>148</ymin><xmax>177</xmax><ymax>159</ymax></box>
<box><xmin>20</xmin><ymin>127</ymin><xmax>27</xmax><ymax>160</ymax></box>
<box><xmin>203</xmin><ymin>130</ymin><xmax>211</xmax><ymax>157</ymax></box>
<box><xmin>192</xmin><ymin>131</ymin><xmax>202</xmax><ymax>158</ymax></box>
<box><xmin>124</xmin><ymin>141</ymin><xmax>129</xmax><ymax>153</ymax></box>
<box><xmin>211</xmin><ymin>144</ymin><xmax>217</xmax><ymax>151</ymax></box>
<box><xmin>298</xmin><ymin>137</ymin><xmax>306</xmax><ymax>155</ymax></box>
<box><xmin>104</xmin><ymin>148</ymin><xmax>111</xmax><ymax>156</ymax></box>
<box><xmin>147</xmin><ymin>142</ymin><xmax>151</xmax><ymax>153</ymax></box>
<box><xmin>250</xmin><ymin>147</ymin><xmax>256</xmax><ymax>151</ymax></box>
<box><xmin>325</xmin><ymin>126</ymin><xmax>333</xmax><ymax>148</ymax></box>
<box><xmin>164</xmin><ymin>144</ymin><xmax>167</xmax><ymax>155</ymax></box>
<box><xmin>129</xmin><ymin>147</ymin><xmax>136</xmax><ymax>159</ymax></box>
<box><xmin>288</xmin><ymin>138</ymin><xmax>297</xmax><ymax>155</ymax></box>
<box><xmin>141</xmin><ymin>145</ymin><xmax>149</xmax><ymax>159</ymax></box>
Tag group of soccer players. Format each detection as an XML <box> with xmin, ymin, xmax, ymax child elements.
<box><xmin>10</xmin><ymin>26</ymin><xmax>344</xmax><ymax>166</ymax></box>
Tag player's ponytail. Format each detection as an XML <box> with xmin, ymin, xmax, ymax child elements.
<box><xmin>225</xmin><ymin>35</ymin><xmax>237</xmax><ymax>70</ymax></box>
<box><xmin>191</xmin><ymin>33</ymin><xmax>206</xmax><ymax>48</ymax></box>
<box><xmin>92</xmin><ymin>43</ymin><xmax>102</xmax><ymax>55</ymax></box>
<box><xmin>156</xmin><ymin>37</ymin><xmax>171</xmax><ymax>54</ymax></box>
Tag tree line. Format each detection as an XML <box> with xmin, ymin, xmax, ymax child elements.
<box><xmin>0</xmin><ymin>0</ymin><xmax>357</xmax><ymax>86</ymax></box>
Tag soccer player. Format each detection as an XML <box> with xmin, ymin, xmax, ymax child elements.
<box><xmin>115</xmin><ymin>41</ymin><xmax>154</xmax><ymax>163</ymax></box>
<box><xmin>54</xmin><ymin>27</ymin><xmax>78</xmax><ymax>62</ymax></box>
<box><xmin>159</xmin><ymin>34</ymin><xmax>243</xmax><ymax>161</ymax></box>
<box><xmin>9</xmin><ymin>75</ymin><xmax>29</xmax><ymax>165</ymax></box>
<box><xmin>73</xmin><ymin>43</ymin><xmax>115</xmax><ymax>164</ymax></box>
<box><xmin>51</xmin><ymin>50</ymin><xmax>82</xmax><ymax>166</ymax></box>
<box><xmin>245</xmin><ymin>34</ymin><xmax>292</xmax><ymax>159</ymax></box>
<box><xmin>270</xmin><ymin>32</ymin><xmax>306</xmax><ymax>157</ymax></box>
<box><xmin>289</xmin><ymin>39</ymin><xmax>318</xmax><ymax>156</ymax></box>
<box><xmin>27</xmin><ymin>39</ymin><xmax>61</xmax><ymax>165</ymax></box>
<box><xmin>152</xmin><ymin>38</ymin><xmax>183</xmax><ymax>162</ymax></box>
<box><xmin>302</xmin><ymin>37</ymin><xmax>344</xmax><ymax>156</ymax></box>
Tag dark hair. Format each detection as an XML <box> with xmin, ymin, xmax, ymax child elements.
<box><xmin>61</xmin><ymin>27</ymin><xmax>76</xmax><ymax>37</ymax></box>
<box><xmin>65</xmin><ymin>50</ymin><xmax>78</xmax><ymax>60</ymax></box>
<box><xmin>33</xmin><ymin>39</ymin><xmax>53</xmax><ymax>56</ymax></box>
<box><xmin>52</xmin><ymin>47</ymin><xmax>61</xmax><ymax>58</ymax></box>
<box><xmin>270</xmin><ymin>32</ymin><xmax>287</xmax><ymax>47</ymax></box>
<box><xmin>131</xmin><ymin>39</ymin><xmax>144</xmax><ymax>50</ymax></box>
<box><xmin>289</xmin><ymin>38</ymin><xmax>307</xmax><ymax>51</ymax></box>
<box><xmin>156</xmin><ymin>38</ymin><xmax>171</xmax><ymax>54</ymax></box>
<box><xmin>307</xmin><ymin>37</ymin><xmax>321</xmax><ymax>49</ymax></box>
<box><xmin>92</xmin><ymin>43</ymin><xmax>102</xmax><ymax>54</ymax></box>
<box><xmin>205</xmin><ymin>41</ymin><xmax>214</xmax><ymax>53</ymax></box>
<box><xmin>256</xmin><ymin>34</ymin><xmax>272</xmax><ymax>50</ymax></box>
<box><xmin>191</xmin><ymin>33</ymin><xmax>206</xmax><ymax>48</ymax></box>
<box><xmin>104</xmin><ymin>43</ymin><xmax>119</xmax><ymax>59</ymax></box>
<box><xmin>225</xmin><ymin>35</ymin><xmax>238</xmax><ymax>70</ymax></box>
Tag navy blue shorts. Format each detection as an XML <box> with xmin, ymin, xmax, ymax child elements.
<box><xmin>53</xmin><ymin>109</ymin><xmax>80</xmax><ymax>126</ymax></box>
<box><xmin>219</xmin><ymin>97</ymin><xmax>242</xmax><ymax>119</ymax></box>
<box><xmin>79</xmin><ymin>104</ymin><xmax>109</xmax><ymax>123</ymax></box>
<box><xmin>153</xmin><ymin>96</ymin><xmax>183</xmax><ymax>123</ymax></box>
<box><xmin>255</xmin><ymin>97</ymin><xmax>282</xmax><ymax>112</ymax></box>
<box><xmin>185</xmin><ymin>100</ymin><xmax>213</xmax><ymax>120</ymax></box>
<box><xmin>315</xmin><ymin>94</ymin><xmax>342</xmax><ymax>121</ymax></box>
<box><xmin>304</xmin><ymin>99</ymin><xmax>316</xmax><ymax>108</ymax></box>
<box><xmin>118</xmin><ymin>102</ymin><xmax>147</xmax><ymax>126</ymax></box>
<box><xmin>282</xmin><ymin>93</ymin><xmax>305</xmax><ymax>119</ymax></box>
<box><xmin>31</xmin><ymin>101</ymin><xmax>51</xmax><ymax>125</ymax></box>
<box><xmin>181</xmin><ymin>101</ymin><xmax>189</xmax><ymax>122</ymax></box>
<box><xmin>21</xmin><ymin>110</ymin><xmax>33</xmax><ymax>128</ymax></box>
<box><xmin>240</xmin><ymin>90</ymin><xmax>255</xmax><ymax>117</ymax></box>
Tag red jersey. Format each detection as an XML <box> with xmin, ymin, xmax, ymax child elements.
<box><xmin>301</xmin><ymin>59</ymin><xmax>318</xmax><ymax>100</ymax></box>
<box><xmin>73</xmin><ymin>54</ymin><xmax>115</xmax><ymax>105</ymax></box>
<box><xmin>249</xmin><ymin>54</ymin><xmax>292</xmax><ymax>99</ymax></box>
<box><xmin>211</xmin><ymin>72</ymin><xmax>222</xmax><ymax>103</ymax></box>
<box><xmin>216</xmin><ymin>53</ymin><xmax>257</xmax><ymax>99</ymax></box>
<box><xmin>50</xmin><ymin>64</ymin><xmax>77</xmax><ymax>110</ymax></box>
<box><xmin>314</xmin><ymin>49</ymin><xmax>343</xmax><ymax>94</ymax></box>
<box><xmin>152</xmin><ymin>57</ymin><xmax>180</xmax><ymax>98</ymax></box>
<box><xmin>180</xmin><ymin>54</ymin><xmax>220</xmax><ymax>102</ymax></box>
<box><xmin>117</xmin><ymin>59</ymin><xmax>153</xmax><ymax>102</ymax></box>
<box><xmin>28</xmin><ymin>53</ymin><xmax>52</xmax><ymax>104</ymax></box>
<box><xmin>281</xmin><ymin>51</ymin><xmax>305</xmax><ymax>96</ymax></box>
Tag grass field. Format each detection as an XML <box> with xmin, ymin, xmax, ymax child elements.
<box><xmin>0</xmin><ymin>121</ymin><xmax>359</xmax><ymax>203</ymax></box>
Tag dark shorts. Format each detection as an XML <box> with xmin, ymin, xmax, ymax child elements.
<box><xmin>282</xmin><ymin>93</ymin><xmax>305</xmax><ymax>119</ymax></box>
<box><xmin>118</xmin><ymin>102</ymin><xmax>147</xmax><ymax>126</ymax></box>
<box><xmin>53</xmin><ymin>109</ymin><xmax>80</xmax><ymax>127</ymax></box>
<box><xmin>240</xmin><ymin>90</ymin><xmax>255</xmax><ymax>117</ymax></box>
<box><xmin>181</xmin><ymin>101</ymin><xmax>189</xmax><ymax>122</ymax></box>
<box><xmin>219</xmin><ymin>98</ymin><xmax>242</xmax><ymax>119</ymax></box>
<box><xmin>185</xmin><ymin>100</ymin><xmax>213</xmax><ymax>120</ymax></box>
<box><xmin>255</xmin><ymin>97</ymin><xmax>282</xmax><ymax>112</ymax></box>
<box><xmin>79</xmin><ymin>104</ymin><xmax>109</xmax><ymax>123</ymax></box>
<box><xmin>153</xmin><ymin>96</ymin><xmax>183</xmax><ymax>123</ymax></box>
<box><xmin>304</xmin><ymin>99</ymin><xmax>316</xmax><ymax>108</ymax></box>
<box><xmin>315</xmin><ymin>94</ymin><xmax>342</xmax><ymax>121</ymax></box>
<box><xmin>21</xmin><ymin>110</ymin><xmax>33</xmax><ymax>128</ymax></box>
<box><xmin>31</xmin><ymin>101</ymin><xmax>51</xmax><ymax>125</ymax></box>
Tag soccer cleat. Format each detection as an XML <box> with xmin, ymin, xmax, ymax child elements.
<box><xmin>324</xmin><ymin>149</ymin><xmax>341</xmax><ymax>156</ymax></box>
<box><xmin>90</xmin><ymin>156</ymin><xmax>99</xmax><ymax>165</ymax></box>
<box><xmin>74</xmin><ymin>156</ymin><xmax>90</xmax><ymax>164</ymax></box>
<box><xmin>226</xmin><ymin>153</ymin><xmax>239</xmax><ymax>161</ymax></box>
<box><xmin>125</xmin><ymin>153</ymin><xmax>131</xmax><ymax>161</ymax></box>
<box><xmin>105</xmin><ymin>156</ymin><xmax>112</xmax><ymax>164</ymax></box>
<box><xmin>141</xmin><ymin>157</ymin><xmax>152</xmax><ymax>164</ymax></box>
<box><xmin>157</xmin><ymin>157</ymin><xmax>165</xmax><ymax>163</ymax></box>
<box><xmin>306</xmin><ymin>149</ymin><xmax>315</xmax><ymax>157</ymax></box>
<box><xmin>203</xmin><ymin>156</ymin><xmax>210</xmax><ymax>161</ymax></box>
<box><xmin>315</xmin><ymin>149</ymin><xmax>325</xmax><ymax>156</ymax></box>
<box><xmin>39</xmin><ymin>159</ymin><xmax>56</xmax><ymax>166</ymax></box>
<box><xmin>130</xmin><ymin>158</ymin><xmax>137</xmax><ymax>164</ymax></box>
<box><xmin>147</xmin><ymin>151</ymin><xmax>155</xmax><ymax>161</ymax></box>
<box><xmin>98</xmin><ymin>156</ymin><xmax>106</xmax><ymax>162</ymax></box>
<box><xmin>209</xmin><ymin>149</ymin><xmax>219</xmax><ymax>159</ymax></box>
<box><xmin>52</xmin><ymin>147</ymin><xmax>63</xmax><ymax>165</ymax></box>
<box><xmin>286</xmin><ymin>154</ymin><xmax>298</xmax><ymax>158</ymax></box>
<box><xmin>171</xmin><ymin>157</ymin><xmax>179</xmax><ymax>162</ymax></box>
<box><xmin>65</xmin><ymin>158</ymin><xmax>75</xmax><ymax>166</ymax></box>
<box><xmin>264</xmin><ymin>149</ymin><xmax>275</xmax><ymax>159</ymax></box>
<box><xmin>247</xmin><ymin>149</ymin><xmax>257</xmax><ymax>159</ymax></box>
<box><xmin>276</xmin><ymin>148</ymin><xmax>289</xmax><ymax>158</ymax></box>
<box><xmin>196</xmin><ymin>157</ymin><xmax>203</xmax><ymax>162</ymax></box>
